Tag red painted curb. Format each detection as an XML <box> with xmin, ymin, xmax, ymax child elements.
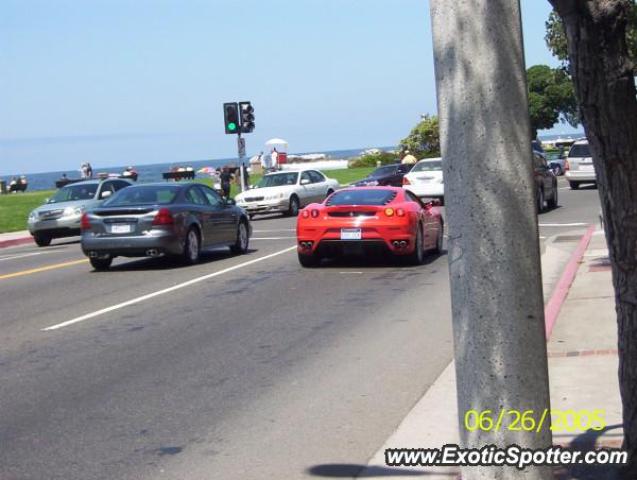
<box><xmin>544</xmin><ymin>225</ymin><xmax>596</xmax><ymax>339</ymax></box>
<box><xmin>0</xmin><ymin>236</ymin><xmax>34</xmax><ymax>249</ymax></box>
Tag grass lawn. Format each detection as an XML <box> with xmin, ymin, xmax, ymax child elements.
<box><xmin>0</xmin><ymin>168</ymin><xmax>374</xmax><ymax>234</ymax></box>
<box><xmin>0</xmin><ymin>190</ymin><xmax>53</xmax><ymax>234</ymax></box>
<box><xmin>324</xmin><ymin>167</ymin><xmax>374</xmax><ymax>185</ymax></box>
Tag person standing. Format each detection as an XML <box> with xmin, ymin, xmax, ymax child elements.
<box><xmin>240</xmin><ymin>163</ymin><xmax>250</xmax><ymax>190</ymax></box>
<box><xmin>86</xmin><ymin>162</ymin><xmax>93</xmax><ymax>178</ymax></box>
<box><xmin>271</xmin><ymin>148</ymin><xmax>279</xmax><ymax>170</ymax></box>
<box><xmin>219</xmin><ymin>167</ymin><xmax>233</xmax><ymax>199</ymax></box>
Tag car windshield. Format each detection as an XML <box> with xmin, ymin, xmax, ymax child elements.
<box><xmin>370</xmin><ymin>165</ymin><xmax>396</xmax><ymax>177</ymax></box>
<box><xmin>103</xmin><ymin>185</ymin><xmax>180</xmax><ymax>206</ymax></box>
<box><xmin>411</xmin><ymin>160</ymin><xmax>442</xmax><ymax>172</ymax></box>
<box><xmin>327</xmin><ymin>189</ymin><xmax>396</xmax><ymax>206</ymax></box>
<box><xmin>568</xmin><ymin>144</ymin><xmax>591</xmax><ymax>158</ymax></box>
<box><xmin>48</xmin><ymin>184</ymin><xmax>98</xmax><ymax>203</ymax></box>
<box><xmin>256</xmin><ymin>172</ymin><xmax>298</xmax><ymax>188</ymax></box>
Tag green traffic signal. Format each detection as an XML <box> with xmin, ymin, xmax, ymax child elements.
<box><xmin>228</xmin><ymin>122</ymin><xmax>237</xmax><ymax>131</ymax></box>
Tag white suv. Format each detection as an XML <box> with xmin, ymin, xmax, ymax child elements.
<box><xmin>565</xmin><ymin>139</ymin><xmax>596</xmax><ymax>189</ymax></box>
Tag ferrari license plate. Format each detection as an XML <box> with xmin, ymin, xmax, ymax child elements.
<box><xmin>111</xmin><ymin>223</ymin><xmax>132</xmax><ymax>234</ymax></box>
<box><xmin>340</xmin><ymin>228</ymin><xmax>362</xmax><ymax>240</ymax></box>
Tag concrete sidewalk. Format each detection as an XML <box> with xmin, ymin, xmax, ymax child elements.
<box><xmin>360</xmin><ymin>228</ymin><xmax>621</xmax><ymax>479</ymax></box>
<box><xmin>0</xmin><ymin>230</ymin><xmax>33</xmax><ymax>249</ymax></box>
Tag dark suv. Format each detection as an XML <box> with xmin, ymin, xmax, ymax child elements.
<box><xmin>533</xmin><ymin>150</ymin><xmax>558</xmax><ymax>213</ymax></box>
<box><xmin>353</xmin><ymin>163</ymin><xmax>412</xmax><ymax>187</ymax></box>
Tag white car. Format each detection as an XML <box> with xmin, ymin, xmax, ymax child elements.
<box><xmin>402</xmin><ymin>157</ymin><xmax>444</xmax><ymax>203</ymax></box>
<box><xmin>565</xmin><ymin>139</ymin><xmax>596</xmax><ymax>189</ymax></box>
<box><xmin>235</xmin><ymin>169</ymin><xmax>339</xmax><ymax>218</ymax></box>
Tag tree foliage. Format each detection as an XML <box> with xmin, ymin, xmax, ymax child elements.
<box><xmin>398</xmin><ymin>114</ymin><xmax>441</xmax><ymax>158</ymax></box>
<box><xmin>545</xmin><ymin>6</ymin><xmax>637</xmax><ymax>69</ymax></box>
<box><xmin>527</xmin><ymin>64</ymin><xmax>579</xmax><ymax>138</ymax></box>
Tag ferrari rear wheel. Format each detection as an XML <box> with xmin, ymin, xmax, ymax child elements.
<box><xmin>433</xmin><ymin>222</ymin><xmax>444</xmax><ymax>254</ymax></box>
<box><xmin>405</xmin><ymin>224</ymin><xmax>425</xmax><ymax>266</ymax></box>
<box><xmin>298</xmin><ymin>252</ymin><xmax>320</xmax><ymax>268</ymax></box>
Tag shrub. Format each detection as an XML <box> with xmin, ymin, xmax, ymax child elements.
<box><xmin>348</xmin><ymin>151</ymin><xmax>399</xmax><ymax>168</ymax></box>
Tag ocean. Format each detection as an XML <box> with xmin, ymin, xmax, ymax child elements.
<box><xmin>2</xmin><ymin>133</ymin><xmax>583</xmax><ymax>192</ymax></box>
<box><xmin>4</xmin><ymin>147</ymin><xmax>392</xmax><ymax>192</ymax></box>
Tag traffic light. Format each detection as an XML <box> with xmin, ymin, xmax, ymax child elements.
<box><xmin>239</xmin><ymin>101</ymin><xmax>255</xmax><ymax>133</ymax></box>
<box><xmin>223</xmin><ymin>102</ymin><xmax>239</xmax><ymax>134</ymax></box>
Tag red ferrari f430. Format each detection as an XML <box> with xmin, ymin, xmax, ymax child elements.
<box><xmin>296</xmin><ymin>187</ymin><xmax>443</xmax><ymax>267</ymax></box>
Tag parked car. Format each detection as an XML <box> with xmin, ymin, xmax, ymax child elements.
<box><xmin>533</xmin><ymin>150</ymin><xmax>559</xmax><ymax>212</ymax></box>
<box><xmin>402</xmin><ymin>157</ymin><xmax>444</xmax><ymax>203</ymax></box>
<box><xmin>565</xmin><ymin>139</ymin><xmax>596</xmax><ymax>189</ymax></box>
<box><xmin>353</xmin><ymin>163</ymin><xmax>412</xmax><ymax>187</ymax></box>
<box><xmin>235</xmin><ymin>169</ymin><xmax>339</xmax><ymax>218</ymax></box>
<box><xmin>27</xmin><ymin>178</ymin><xmax>133</xmax><ymax>247</ymax></box>
<box><xmin>546</xmin><ymin>151</ymin><xmax>567</xmax><ymax>175</ymax></box>
<box><xmin>296</xmin><ymin>187</ymin><xmax>443</xmax><ymax>267</ymax></box>
<box><xmin>80</xmin><ymin>183</ymin><xmax>251</xmax><ymax>270</ymax></box>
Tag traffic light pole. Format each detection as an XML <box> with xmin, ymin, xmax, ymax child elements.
<box><xmin>430</xmin><ymin>1</ymin><xmax>552</xmax><ymax>479</ymax></box>
<box><xmin>237</xmin><ymin>132</ymin><xmax>246</xmax><ymax>192</ymax></box>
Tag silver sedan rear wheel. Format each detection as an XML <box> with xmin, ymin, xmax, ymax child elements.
<box><xmin>231</xmin><ymin>220</ymin><xmax>249</xmax><ymax>254</ymax></box>
<box><xmin>183</xmin><ymin>228</ymin><xmax>201</xmax><ymax>265</ymax></box>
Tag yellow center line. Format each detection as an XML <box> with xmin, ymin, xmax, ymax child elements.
<box><xmin>0</xmin><ymin>259</ymin><xmax>88</xmax><ymax>280</ymax></box>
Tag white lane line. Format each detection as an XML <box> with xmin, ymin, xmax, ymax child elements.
<box><xmin>339</xmin><ymin>271</ymin><xmax>363</xmax><ymax>274</ymax></box>
<box><xmin>538</xmin><ymin>222</ymin><xmax>589</xmax><ymax>227</ymax></box>
<box><xmin>252</xmin><ymin>237</ymin><xmax>296</xmax><ymax>240</ymax></box>
<box><xmin>0</xmin><ymin>251</ymin><xmax>50</xmax><ymax>262</ymax></box>
<box><xmin>42</xmin><ymin>246</ymin><xmax>297</xmax><ymax>331</ymax></box>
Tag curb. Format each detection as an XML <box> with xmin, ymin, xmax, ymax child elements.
<box><xmin>0</xmin><ymin>236</ymin><xmax>34</xmax><ymax>249</ymax></box>
<box><xmin>544</xmin><ymin>224</ymin><xmax>596</xmax><ymax>339</ymax></box>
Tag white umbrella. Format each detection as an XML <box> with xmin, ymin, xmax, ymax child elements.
<box><xmin>265</xmin><ymin>138</ymin><xmax>288</xmax><ymax>148</ymax></box>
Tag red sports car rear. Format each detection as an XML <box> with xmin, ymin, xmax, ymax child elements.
<box><xmin>296</xmin><ymin>187</ymin><xmax>443</xmax><ymax>267</ymax></box>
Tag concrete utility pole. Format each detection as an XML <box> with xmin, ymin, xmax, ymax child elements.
<box><xmin>430</xmin><ymin>1</ymin><xmax>553</xmax><ymax>479</ymax></box>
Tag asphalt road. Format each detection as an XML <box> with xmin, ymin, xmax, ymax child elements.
<box><xmin>0</xmin><ymin>177</ymin><xmax>601</xmax><ymax>480</ymax></box>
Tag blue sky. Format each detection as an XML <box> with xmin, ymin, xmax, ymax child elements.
<box><xmin>0</xmin><ymin>0</ymin><xmax>578</xmax><ymax>175</ymax></box>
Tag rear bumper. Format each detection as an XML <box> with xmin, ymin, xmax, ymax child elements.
<box><xmin>403</xmin><ymin>184</ymin><xmax>444</xmax><ymax>198</ymax></box>
<box><xmin>565</xmin><ymin>171</ymin><xmax>596</xmax><ymax>182</ymax></box>
<box><xmin>81</xmin><ymin>231</ymin><xmax>183</xmax><ymax>257</ymax></box>
<box><xmin>297</xmin><ymin>220</ymin><xmax>416</xmax><ymax>256</ymax></box>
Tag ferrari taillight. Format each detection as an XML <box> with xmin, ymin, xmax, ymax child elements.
<box><xmin>384</xmin><ymin>208</ymin><xmax>394</xmax><ymax>217</ymax></box>
<box><xmin>396</xmin><ymin>208</ymin><xmax>405</xmax><ymax>217</ymax></box>
<box><xmin>311</xmin><ymin>209</ymin><xmax>319</xmax><ymax>218</ymax></box>
<box><xmin>402</xmin><ymin>177</ymin><xmax>411</xmax><ymax>185</ymax></box>
<box><xmin>301</xmin><ymin>210</ymin><xmax>310</xmax><ymax>218</ymax></box>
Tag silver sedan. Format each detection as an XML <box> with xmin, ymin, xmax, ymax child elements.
<box><xmin>81</xmin><ymin>183</ymin><xmax>251</xmax><ymax>270</ymax></box>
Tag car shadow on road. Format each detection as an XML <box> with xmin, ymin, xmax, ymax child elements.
<box><xmin>315</xmin><ymin>250</ymin><xmax>446</xmax><ymax>269</ymax></box>
<box><xmin>96</xmin><ymin>248</ymin><xmax>259</xmax><ymax>272</ymax></box>
<box><xmin>249</xmin><ymin>214</ymin><xmax>288</xmax><ymax>221</ymax></box>
<box><xmin>306</xmin><ymin>463</ymin><xmax>446</xmax><ymax>477</ymax></box>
